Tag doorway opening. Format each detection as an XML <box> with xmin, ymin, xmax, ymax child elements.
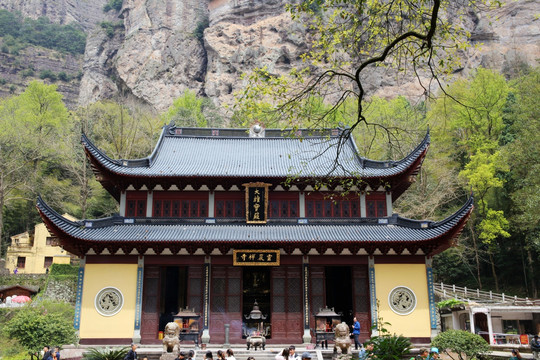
<box><xmin>325</xmin><ymin>266</ymin><xmax>354</xmax><ymax>326</ymax></box>
<box><xmin>159</xmin><ymin>266</ymin><xmax>187</xmax><ymax>331</ymax></box>
<box><xmin>242</xmin><ymin>267</ymin><xmax>271</xmax><ymax>338</ymax></box>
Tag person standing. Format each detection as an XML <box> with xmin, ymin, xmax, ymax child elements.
<box><xmin>531</xmin><ymin>335</ymin><xmax>540</xmax><ymax>360</ymax></box>
<box><xmin>288</xmin><ymin>346</ymin><xmax>298</xmax><ymax>360</ymax></box>
<box><xmin>226</xmin><ymin>349</ymin><xmax>236</xmax><ymax>360</ymax></box>
<box><xmin>352</xmin><ymin>317</ymin><xmax>361</xmax><ymax>350</ymax></box>
<box><xmin>275</xmin><ymin>349</ymin><xmax>289</xmax><ymax>360</ymax></box>
<box><xmin>510</xmin><ymin>349</ymin><xmax>522</xmax><ymax>360</ymax></box>
<box><xmin>125</xmin><ymin>344</ymin><xmax>137</xmax><ymax>360</ymax></box>
<box><xmin>54</xmin><ymin>347</ymin><xmax>61</xmax><ymax>360</ymax></box>
<box><xmin>42</xmin><ymin>346</ymin><xmax>51</xmax><ymax>360</ymax></box>
<box><xmin>415</xmin><ymin>348</ymin><xmax>429</xmax><ymax>360</ymax></box>
<box><xmin>358</xmin><ymin>343</ymin><xmax>373</xmax><ymax>360</ymax></box>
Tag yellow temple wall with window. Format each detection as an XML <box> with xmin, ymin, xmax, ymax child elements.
<box><xmin>79</xmin><ymin>263</ymin><xmax>138</xmax><ymax>339</ymax></box>
<box><xmin>5</xmin><ymin>219</ymin><xmax>74</xmax><ymax>274</ymax></box>
<box><xmin>374</xmin><ymin>263</ymin><xmax>431</xmax><ymax>337</ymax></box>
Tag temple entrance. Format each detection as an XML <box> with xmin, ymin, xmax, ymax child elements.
<box><xmin>159</xmin><ymin>266</ymin><xmax>187</xmax><ymax>331</ymax></box>
<box><xmin>242</xmin><ymin>267</ymin><xmax>271</xmax><ymax>338</ymax></box>
<box><xmin>325</xmin><ymin>266</ymin><xmax>354</xmax><ymax>326</ymax></box>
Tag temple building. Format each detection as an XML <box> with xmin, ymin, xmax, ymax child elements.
<box><xmin>37</xmin><ymin>124</ymin><xmax>473</xmax><ymax>345</ymax></box>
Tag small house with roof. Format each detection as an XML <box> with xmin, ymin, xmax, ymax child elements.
<box><xmin>37</xmin><ymin>124</ymin><xmax>473</xmax><ymax>345</ymax></box>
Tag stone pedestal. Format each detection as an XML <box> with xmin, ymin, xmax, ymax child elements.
<box><xmin>160</xmin><ymin>353</ymin><xmax>178</xmax><ymax>360</ymax></box>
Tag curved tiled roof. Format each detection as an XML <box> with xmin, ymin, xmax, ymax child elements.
<box><xmin>36</xmin><ymin>195</ymin><xmax>473</xmax><ymax>256</ymax></box>
<box><xmin>82</xmin><ymin>126</ymin><xmax>430</xmax><ymax>179</ymax></box>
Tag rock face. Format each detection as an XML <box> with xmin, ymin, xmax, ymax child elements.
<box><xmin>0</xmin><ymin>0</ymin><xmax>108</xmax><ymax>31</ymax></box>
<box><xmin>77</xmin><ymin>0</ymin><xmax>539</xmax><ymax>115</ymax></box>
<box><xmin>1</xmin><ymin>0</ymin><xmax>538</xmax><ymax>113</ymax></box>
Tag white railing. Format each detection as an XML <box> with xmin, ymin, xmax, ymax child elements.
<box><xmin>435</xmin><ymin>282</ymin><xmax>540</xmax><ymax>305</ymax></box>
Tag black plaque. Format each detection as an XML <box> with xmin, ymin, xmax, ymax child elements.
<box><xmin>233</xmin><ymin>250</ymin><xmax>280</xmax><ymax>266</ymax></box>
<box><xmin>244</xmin><ymin>182</ymin><xmax>270</xmax><ymax>224</ymax></box>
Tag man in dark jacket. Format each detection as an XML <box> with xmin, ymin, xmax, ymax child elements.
<box><xmin>352</xmin><ymin>317</ymin><xmax>361</xmax><ymax>350</ymax></box>
<box><xmin>42</xmin><ymin>346</ymin><xmax>51</xmax><ymax>360</ymax></box>
<box><xmin>125</xmin><ymin>344</ymin><xmax>137</xmax><ymax>360</ymax></box>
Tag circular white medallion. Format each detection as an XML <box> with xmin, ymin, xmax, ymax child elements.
<box><xmin>388</xmin><ymin>286</ymin><xmax>416</xmax><ymax>315</ymax></box>
<box><xmin>94</xmin><ymin>287</ymin><xmax>123</xmax><ymax>316</ymax></box>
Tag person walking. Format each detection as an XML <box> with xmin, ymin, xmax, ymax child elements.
<box><xmin>217</xmin><ymin>350</ymin><xmax>226</xmax><ymax>360</ymax></box>
<box><xmin>352</xmin><ymin>317</ymin><xmax>361</xmax><ymax>350</ymax></box>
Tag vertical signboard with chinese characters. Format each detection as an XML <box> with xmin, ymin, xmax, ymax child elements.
<box><xmin>244</xmin><ymin>182</ymin><xmax>270</xmax><ymax>224</ymax></box>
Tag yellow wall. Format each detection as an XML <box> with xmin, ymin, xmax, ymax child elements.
<box><xmin>374</xmin><ymin>263</ymin><xmax>431</xmax><ymax>337</ymax></box>
<box><xmin>5</xmin><ymin>223</ymin><xmax>72</xmax><ymax>274</ymax></box>
<box><xmin>80</xmin><ymin>263</ymin><xmax>138</xmax><ymax>339</ymax></box>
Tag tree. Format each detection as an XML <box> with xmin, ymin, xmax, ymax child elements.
<box><xmin>235</xmin><ymin>0</ymin><xmax>499</xmax><ymax>162</ymax></box>
<box><xmin>428</xmin><ymin>68</ymin><xmax>510</xmax><ymax>291</ymax></box>
<box><xmin>163</xmin><ymin>90</ymin><xmax>224</xmax><ymax>128</ymax></box>
<box><xmin>431</xmin><ymin>330</ymin><xmax>491</xmax><ymax>360</ymax></box>
<box><xmin>0</xmin><ymin>81</ymin><xmax>70</xmax><ymax>254</ymax></box>
<box><xmin>3</xmin><ymin>301</ymin><xmax>77</xmax><ymax>353</ymax></box>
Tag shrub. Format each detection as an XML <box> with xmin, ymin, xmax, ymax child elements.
<box><xmin>1</xmin><ymin>44</ymin><xmax>9</xmax><ymax>53</ymax></box>
<box><xmin>50</xmin><ymin>263</ymin><xmax>78</xmax><ymax>276</ymax></box>
<box><xmin>20</xmin><ymin>68</ymin><xmax>35</xmax><ymax>78</ymax></box>
<box><xmin>82</xmin><ymin>347</ymin><xmax>129</xmax><ymax>360</ymax></box>
<box><xmin>39</xmin><ymin>69</ymin><xmax>57</xmax><ymax>81</ymax></box>
<box><xmin>431</xmin><ymin>330</ymin><xmax>491</xmax><ymax>360</ymax></box>
<box><xmin>2</xmin><ymin>301</ymin><xmax>77</xmax><ymax>352</ymax></box>
<box><xmin>57</xmin><ymin>71</ymin><xmax>70</xmax><ymax>82</ymax></box>
<box><xmin>437</xmin><ymin>298</ymin><xmax>465</xmax><ymax>309</ymax></box>
<box><xmin>103</xmin><ymin>0</ymin><xmax>123</xmax><ymax>12</ymax></box>
<box><xmin>370</xmin><ymin>334</ymin><xmax>412</xmax><ymax>360</ymax></box>
<box><xmin>0</xmin><ymin>78</ymin><xmax>6</xmax><ymax>85</ymax></box>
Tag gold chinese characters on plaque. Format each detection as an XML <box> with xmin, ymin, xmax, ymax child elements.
<box><xmin>233</xmin><ymin>250</ymin><xmax>280</xmax><ymax>266</ymax></box>
<box><xmin>243</xmin><ymin>182</ymin><xmax>270</xmax><ymax>224</ymax></box>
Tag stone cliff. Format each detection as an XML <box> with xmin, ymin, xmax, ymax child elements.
<box><xmin>79</xmin><ymin>0</ymin><xmax>539</xmax><ymax>115</ymax></box>
<box><xmin>0</xmin><ymin>0</ymin><xmax>538</xmax><ymax>114</ymax></box>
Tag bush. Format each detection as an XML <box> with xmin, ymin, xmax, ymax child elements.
<box><xmin>1</xmin><ymin>44</ymin><xmax>9</xmax><ymax>53</ymax></box>
<box><xmin>2</xmin><ymin>301</ymin><xmax>77</xmax><ymax>352</ymax></box>
<box><xmin>39</xmin><ymin>69</ymin><xmax>57</xmax><ymax>81</ymax></box>
<box><xmin>103</xmin><ymin>0</ymin><xmax>123</xmax><ymax>12</ymax></box>
<box><xmin>431</xmin><ymin>330</ymin><xmax>491</xmax><ymax>360</ymax></box>
<box><xmin>370</xmin><ymin>334</ymin><xmax>412</xmax><ymax>360</ymax></box>
<box><xmin>50</xmin><ymin>263</ymin><xmax>78</xmax><ymax>276</ymax></box>
<box><xmin>20</xmin><ymin>68</ymin><xmax>35</xmax><ymax>78</ymax></box>
<box><xmin>0</xmin><ymin>78</ymin><xmax>6</xmax><ymax>85</ymax></box>
<box><xmin>57</xmin><ymin>71</ymin><xmax>70</xmax><ymax>82</ymax></box>
<box><xmin>99</xmin><ymin>21</ymin><xmax>123</xmax><ymax>38</ymax></box>
<box><xmin>83</xmin><ymin>347</ymin><xmax>129</xmax><ymax>360</ymax></box>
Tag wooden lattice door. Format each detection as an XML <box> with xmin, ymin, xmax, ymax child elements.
<box><xmin>141</xmin><ymin>265</ymin><xmax>160</xmax><ymax>343</ymax></box>
<box><xmin>209</xmin><ymin>266</ymin><xmax>242</xmax><ymax>343</ymax></box>
<box><xmin>270</xmin><ymin>265</ymin><xmax>303</xmax><ymax>343</ymax></box>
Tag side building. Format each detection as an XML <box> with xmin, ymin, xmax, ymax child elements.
<box><xmin>5</xmin><ymin>216</ymin><xmax>76</xmax><ymax>274</ymax></box>
<box><xmin>37</xmin><ymin>125</ymin><xmax>473</xmax><ymax>345</ymax></box>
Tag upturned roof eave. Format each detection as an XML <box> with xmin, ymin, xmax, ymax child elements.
<box><xmin>36</xmin><ymin>194</ymin><xmax>473</xmax><ymax>258</ymax></box>
<box><xmin>82</xmin><ymin>127</ymin><xmax>430</xmax><ymax>182</ymax></box>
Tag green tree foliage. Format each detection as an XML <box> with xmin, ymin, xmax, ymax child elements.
<box><xmin>0</xmin><ymin>81</ymin><xmax>71</xmax><ymax>254</ymax></box>
<box><xmin>235</xmin><ymin>0</ymin><xmax>499</xmax><ymax>142</ymax></box>
<box><xmin>431</xmin><ymin>330</ymin><xmax>491</xmax><ymax>360</ymax></box>
<box><xmin>3</xmin><ymin>301</ymin><xmax>77</xmax><ymax>352</ymax></box>
<box><xmin>163</xmin><ymin>90</ymin><xmax>224</xmax><ymax>128</ymax></box>
<box><xmin>0</xmin><ymin>9</ymin><xmax>86</xmax><ymax>54</ymax></box>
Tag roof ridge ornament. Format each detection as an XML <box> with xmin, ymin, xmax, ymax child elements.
<box><xmin>249</xmin><ymin>123</ymin><xmax>265</xmax><ymax>138</ymax></box>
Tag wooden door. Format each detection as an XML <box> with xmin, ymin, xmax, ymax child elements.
<box><xmin>270</xmin><ymin>265</ymin><xmax>303</xmax><ymax>343</ymax></box>
<box><xmin>209</xmin><ymin>266</ymin><xmax>243</xmax><ymax>343</ymax></box>
<box><xmin>141</xmin><ymin>266</ymin><xmax>160</xmax><ymax>343</ymax></box>
<box><xmin>353</xmin><ymin>266</ymin><xmax>370</xmax><ymax>341</ymax></box>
